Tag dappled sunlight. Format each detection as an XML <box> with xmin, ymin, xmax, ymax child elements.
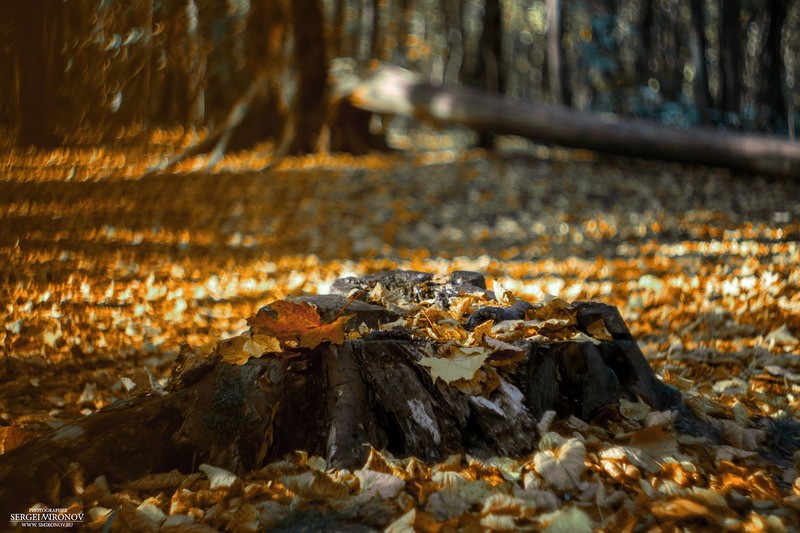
<box><xmin>2</xmin><ymin>141</ymin><xmax>800</xmax><ymax>529</ymax></box>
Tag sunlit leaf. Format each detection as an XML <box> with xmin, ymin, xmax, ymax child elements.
<box><xmin>247</xmin><ymin>300</ymin><xmax>349</xmax><ymax>349</ymax></box>
<box><xmin>418</xmin><ymin>347</ymin><xmax>489</xmax><ymax>384</ymax></box>
<box><xmin>539</xmin><ymin>506</ymin><xmax>593</xmax><ymax>533</ymax></box>
<box><xmin>199</xmin><ymin>463</ymin><xmax>238</xmax><ymax>489</ymax></box>
<box><xmin>650</xmin><ymin>498</ymin><xmax>709</xmax><ymax>520</ymax></box>
<box><xmin>586</xmin><ymin>318</ymin><xmax>613</xmax><ymax>341</ymax></box>
<box><xmin>354</xmin><ymin>469</ymin><xmax>404</xmax><ymax>500</ymax></box>
<box><xmin>281</xmin><ymin>470</ymin><xmax>349</xmax><ymax>500</ymax></box>
<box><xmin>533</xmin><ymin>435</ymin><xmax>586</xmax><ymax>491</ymax></box>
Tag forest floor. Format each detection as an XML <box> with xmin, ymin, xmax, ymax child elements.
<box><xmin>1</xmin><ymin>140</ymin><xmax>799</xmax><ymax>531</ymax></box>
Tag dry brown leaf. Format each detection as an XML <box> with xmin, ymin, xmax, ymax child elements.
<box><xmin>650</xmin><ymin>498</ymin><xmax>709</xmax><ymax>520</ymax></box>
<box><xmin>247</xmin><ymin>300</ymin><xmax>349</xmax><ymax>349</ymax></box>
<box><xmin>0</xmin><ymin>426</ymin><xmax>29</xmax><ymax>454</ymax></box>
<box><xmin>628</xmin><ymin>424</ymin><xmax>679</xmax><ymax>460</ymax></box>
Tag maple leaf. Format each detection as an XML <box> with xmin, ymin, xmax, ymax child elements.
<box><xmin>247</xmin><ymin>300</ymin><xmax>349</xmax><ymax>349</ymax></box>
<box><xmin>533</xmin><ymin>433</ymin><xmax>586</xmax><ymax>491</ymax></box>
<box><xmin>418</xmin><ymin>347</ymin><xmax>489</xmax><ymax>384</ymax></box>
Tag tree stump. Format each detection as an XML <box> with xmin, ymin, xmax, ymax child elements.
<box><xmin>0</xmin><ymin>270</ymin><xmax>716</xmax><ymax>514</ymax></box>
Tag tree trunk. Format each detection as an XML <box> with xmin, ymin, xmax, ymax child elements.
<box><xmin>461</xmin><ymin>0</ymin><xmax>504</xmax><ymax>148</ymax></box>
<box><xmin>279</xmin><ymin>0</ymin><xmax>330</xmax><ymax>155</ymax></box>
<box><xmin>719</xmin><ymin>0</ymin><xmax>742</xmax><ymax>121</ymax></box>
<box><xmin>10</xmin><ymin>0</ymin><xmax>66</xmax><ymax>148</ymax></box>
<box><xmin>343</xmin><ymin>64</ymin><xmax>800</xmax><ymax>176</ymax></box>
<box><xmin>688</xmin><ymin>0</ymin><xmax>711</xmax><ymax>123</ymax></box>
<box><xmin>759</xmin><ymin>0</ymin><xmax>789</xmax><ymax>130</ymax></box>
<box><xmin>636</xmin><ymin>0</ymin><xmax>654</xmax><ymax>89</ymax></box>
<box><xmin>545</xmin><ymin>0</ymin><xmax>570</xmax><ymax>107</ymax></box>
<box><xmin>0</xmin><ymin>271</ymin><xmax>719</xmax><ymax>517</ymax></box>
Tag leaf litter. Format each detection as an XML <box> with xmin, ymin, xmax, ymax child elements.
<box><xmin>1</xmin><ymin>145</ymin><xmax>800</xmax><ymax>530</ymax></box>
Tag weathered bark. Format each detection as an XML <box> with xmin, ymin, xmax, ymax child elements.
<box><xmin>0</xmin><ymin>271</ymin><xmax>715</xmax><ymax>517</ymax></box>
<box><xmin>343</xmin><ymin>65</ymin><xmax>800</xmax><ymax>176</ymax></box>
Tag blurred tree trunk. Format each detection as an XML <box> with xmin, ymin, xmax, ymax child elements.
<box><xmin>545</xmin><ymin>0</ymin><xmax>570</xmax><ymax>106</ymax></box>
<box><xmin>688</xmin><ymin>0</ymin><xmax>710</xmax><ymax>123</ymax></box>
<box><xmin>396</xmin><ymin>0</ymin><xmax>414</xmax><ymax>62</ymax></box>
<box><xmin>636</xmin><ymin>0</ymin><xmax>654</xmax><ymax>88</ymax></box>
<box><xmin>461</xmin><ymin>0</ymin><xmax>505</xmax><ymax>148</ymax></box>
<box><xmin>139</xmin><ymin>0</ymin><xmax>155</xmax><ymax>124</ymax></box>
<box><xmin>639</xmin><ymin>1</ymin><xmax>682</xmax><ymax>101</ymax></box>
<box><xmin>280</xmin><ymin>0</ymin><xmax>329</xmax><ymax>154</ymax></box>
<box><xmin>760</xmin><ymin>0</ymin><xmax>789</xmax><ymax>129</ymax></box>
<box><xmin>370</xmin><ymin>0</ymin><xmax>383</xmax><ymax>61</ymax></box>
<box><xmin>238</xmin><ymin>0</ymin><xmax>293</xmax><ymax>148</ymax></box>
<box><xmin>358</xmin><ymin>0</ymin><xmax>375</xmax><ymax>64</ymax></box>
<box><xmin>719</xmin><ymin>0</ymin><xmax>742</xmax><ymax>120</ymax></box>
<box><xmin>185</xmin><ymin>0</ymin><xmax>206</xmax><ymax>126</ymax></box>
<box><xmin>331</xmin><ymin>0</ymin><xmax>347</xmax><ymax>57</ymax></box>
<box><xmin>442</xmin><ymin>0</ymin><xmax>464</xmax><ymax>85</ymax></box>
<box><xmin>10</xmin><ymin>0</ymin><xmax>66</xmax><ymax>148</ymax></box>
<box><xmin>157</xmin><ymin>0</ymin><xmax>206</xmax><ymax>127</ymax></box>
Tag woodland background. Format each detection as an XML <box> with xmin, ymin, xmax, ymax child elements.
<box><xmin>1</xmin><ymin>0</ymin><xmax>798</xmax><ymax>152</ymax></box>
<box><xmin>2</xmin><ymin>1</ymin><xmax>800</xmax><ymax>530</ymax></box>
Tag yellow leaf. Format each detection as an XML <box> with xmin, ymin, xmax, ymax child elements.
<box><xmin>651</xmin><ymin>498</ymin><xmax>709</xmax><ymax>520</ymax></box>
<box><xmin>218</xmin><ymin>334</ymin><xmax>249</xmax><ymax>365</ymax></box>
<box><xmin>243</xmin><ymin>333</ymin><xmax>282</xmax><ymax>358</ymax></box>
<box><xmin>586</xmin><ymin>319</ymin><xmax>613</xmax><ymax>341</ymax></box>
<box><xmin>469</xmin><ymin>319</ymin><xmax>495</xmax><ymax>344</ymax></box>
<box><xmin>418</xmin><ymin>347</ymin><xmax>489</xmax><ymax>384</ymax></box>
<box><xmin>539</xmin><ymin>507</ymin><xmax>593</xmax><ymax>533</ymax></box>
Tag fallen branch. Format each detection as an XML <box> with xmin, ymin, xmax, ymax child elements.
<box><xmin>341</xmin><ymin>65</ymin><xmax>800</xmax><ymax>176</ymax></box>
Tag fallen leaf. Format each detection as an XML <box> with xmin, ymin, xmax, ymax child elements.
<box><xmin>0</xmin><ymin>426</ymin><xmax>29</xmax><ymax>454</ymax></box>
<box><xmin>628</xmin><ymin>424</ymin><xmax>679</xmax><ymax>460</ymax></box>
<box><xmin>539</xmin><ymin>506</ymin><xmax>593</xmax><ymax>533</ymax></box>
<box><xmin>533</xmin><ymin>435</ymin><xmax>586</xmax><ymax>491</ymax></box>
<box><xmin>418</xmin><ymin>347</ymin><xmax>489</xmax><ymax>384</ymax></box>
<box><xmin>247</xmin><ymin>300</ymin><xmax>349</xmax><ymax>349</ymax></box>
<box><xmin>651</xmin><ymin>498</ymin><xmax>709</xmax><ymax>520</ymax></box>
<box><xmin>470</xmin><ymin>319</ymin><xmax>495</xmax><ymax>344</ymax></box>
<box><xmin>199</xmin><ymin>463</ymin><xmax>238</xmax><ymax>489</ymax></box>
<box><xmin>586</xmin><ymin>318</ymin><xmax>613</xmax><ymax>341</ymax></box>
<box><xmin>426</xmin><ymin>490</ymin><xmax>469</xmax><ymax>520</ymax></box>
<box><xmin>355</xmin><ymin>469</ymin><xmax>405</xmax><ymax>500</ymax></box>
<box><xmin>619</xmin><ymin>398</ymin><xmax>651</xmax><ymax>421</ymax></box>
<box><xmin>242</xmin><ymin>333</ymin><xmax>282</xmax><ymax>358</ymax></box>
<box><xmin>766</xmin><ymin>324</ymin><xmax>798</xmax><ymax>346</ymax></box>
<box><xmin>570</xmin><ymin>331</ymin><xmax>601</xmax><ymax>345</ymax></box>
<box><xmin>484</xmin><ymin>336</ymin><xmax>526</xmax><ymax>366</ymax></box>
<box><xmin>217</xmin><ymin>334</ymin><xmax>250</xmax><ymax>365</ymax></box>
<box><xmin>281</xmin><ymin>470</ymin><xmax>350</xmax><ymax>500</ymax></box>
